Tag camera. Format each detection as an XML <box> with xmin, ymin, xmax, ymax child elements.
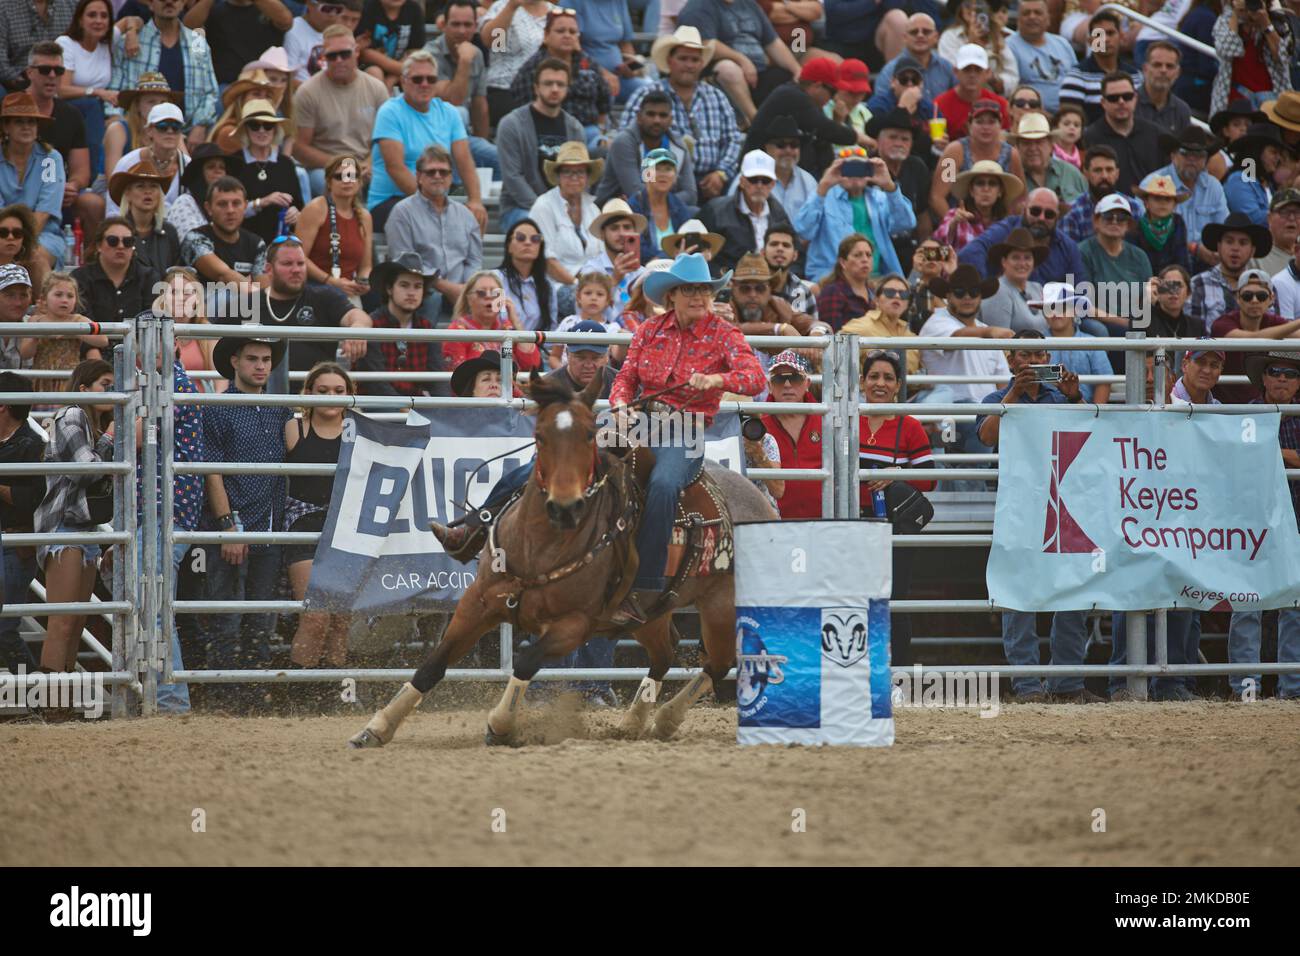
<box><xmin>842</xmin><ymin>158</ymin><xmax>871</xmax><ymax>178</ymax></box>
<box><xmin>1029</xmin><ymin>364</ymin><xmax>1063</xmax><ymax>383</ymax></box>
<box><xmin>922</xmin><ymin>245</ymin><xmax>951</xmax><ymax>261</ymax></box>
<box><xmin>741</xmin><ymin>416</ymin><xmax>767</xmax><ymax>442</ymax></box>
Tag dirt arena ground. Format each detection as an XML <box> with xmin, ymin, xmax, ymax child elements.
<box><xmin>5</xmin><ymin>698</ymin><xmax>1299</xmax><ymax>866</ymax></box>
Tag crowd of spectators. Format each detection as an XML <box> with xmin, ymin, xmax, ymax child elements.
<box><xmin>2</xmin><ymin>0</ymin><xmax>1299</xmax><ymax>709</ymax></box>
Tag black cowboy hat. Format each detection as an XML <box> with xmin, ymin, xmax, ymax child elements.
<box><xmin>1157</xmin><ymin>124</ymin><xmax>1221</xmax><ymax>156</ymax></box>
<box><xmin>371</xmin><ymin>252</ymin><xmax>438</xmax><ymax>294</ymax></box>
<box><xmin>865</xmin><ymin>107</ymin><xmax>916</xmax><ymax>139</ymax></box>
<box><xmin>987</xmin><ymin>227</ymin><xmax>1049</xmax><ymax>272</ymax></box>
<box><xmin>756</xmin><ymin>114</ymin><xmax>808</xmax><ymax>147</ymax></box>
<box><xmin>181</xmin><ymin>142</ymin><xmax>231</xmax><ymax>198</ymax></box>
<box><xmin>1209</xmin><ymin>99</ymin><xmax>1268</xmax><ymax>137</ymax></box>
<box><xmin>1200</xmin><ymin>212</ymin><xmax>1273</xmax><ymax>256</ymax></box>
<box><xmin>929</xmin><ymin>263</ymin><xmax>1000</xmax><ymax>300</ymax></box>
<box><xmin>212</xmin><ymin>335</ymin><xmax>286</xmax><ymax>379</ymax></box>
<box><xmin>450</xmin><ymin>351</ymin><xmax>502</xmax><ymax>398</ymax></box>
<box><xmin>1245</xmin><ymin>349</ymin><xmax>1300</xmax><ymax>390</ymax></box>
<box><xmin>1229</xmin><ymin>122</ymin><xmax>1294</xmax><ymax>161</ymax></box>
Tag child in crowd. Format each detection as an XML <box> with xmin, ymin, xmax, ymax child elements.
<box><xmin>20</xmin><ymin>273</ymin><xmax>108</xmax><ymax>395</ymax></box>
<box><xmin>1052</xmin><ymin>104</ymin><xmax>1085</xmax><ymax>170</ymax></box>
<box><xmin>551</xmin><ymin>272</ymin><xmax>623</xmax><ymax>367</ymax></box>
<box><xmin>357</xmin><ymin>0</ymin><xmax>427</xmax><ymax>90</ymax></box>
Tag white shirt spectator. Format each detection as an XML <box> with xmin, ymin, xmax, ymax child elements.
<box><xmin>480</xmin><ymin>0</ymin><xmax>554</xmax><ymax>91</ymax></box>
<box><xmin>285</xmin><ymin>16</ymin><xmax>325</xmax><ymax>83</ymax></box>
<box><xmin>1272</xmin><ymin>260</ymin><xmax>1300</xmax><ymax>319</ymax></box>
<box><xmin>528</xmin><ymin>187</ymin><xmax>602</xmax><ymax>280</ymax></box>
<box><xmin>56</xmin><ymin>34</ymin><xmax>111</xmax><ymax>89</ymax></box>
<box><xmin>106</xmin><ymin>147</ymin><xmax>189</xmax><ymax>216</ymax></box>
<box><xmin>918</xmin><ymin>307</ymin><xmax>1012</xmax><ymax>402</ymax></box>
<box><xmin>743</xmin><ymin>200</ymin><xmax>770</xmax><ymax>256</ymax></box>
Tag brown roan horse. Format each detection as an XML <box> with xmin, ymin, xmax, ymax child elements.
<box><xmin>349</xmin><ymin>370</ymin><xmax>776</xmax><ymax>748</ymax></box>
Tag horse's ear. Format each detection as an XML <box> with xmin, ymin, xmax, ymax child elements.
<box><xmin>579</xmin><ymin>369</ymin><xmax>602</xmax><ymax>409</ymax></box>
<box><xmin>524</xmin><ymin>367</ymin><xmax>541</xmax><ymax>400</ymax></box>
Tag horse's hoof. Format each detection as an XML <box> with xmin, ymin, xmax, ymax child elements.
<box><xmin>348</xmin><ymin>728</ymin><xmax>386</xmax><ymax>749</ymax></box>
<box><xmin>484</xmin><ymin>724</ymin><xmax>512</xmax><ymax>747</ymax></box>
<box><xmin>652</xmin><ymin>718</ymin><xmax>681</xmax><ymax>741</ymax></box>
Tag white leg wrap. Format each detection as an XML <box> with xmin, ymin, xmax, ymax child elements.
<box><xmin>363</xmin><ymin>682</ymin><xmax>424</xmax><ymax>744</ymax></box>
<box><xmin>487</xmin><ymin>676</ymin><xmax>530</xmax><ymax>737</ymax></box>
<box><xmin>618</xmin><ymin>677</ymin><xmax>662</xmax><ymax>737</ymax></box>
<box><xmin>653</xmin><ymin>672</ymin><xmax>713</xmax><ymax>739</ymax></box>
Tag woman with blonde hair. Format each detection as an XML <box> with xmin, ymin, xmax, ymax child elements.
<box><xmin>224</xmin><ymin>99</ymin><xmax>303</xmax><ymax>243</ymax></box>
<box><xmin>442</xmin><ymin>270</ymin><xmax>543</xmax><ymax>374</ymax></box>
<box><xmin>108</xmin><ymin>160</ymin><xmax>180</xmax><ymax>271</ymax></box>
<box><xmin>295</xmin><ymin>154</ymin><xmax>372</xmax><ymax>304</ymax></box>
<box><xmin>153</xmin><ymin>265</ymin><xmax>218</xmax><ymax>392</ymax></box>
<box><xmin>284</xmin><ymin>362</ymin><xmax>353</xmax><ymax>678</ymax></box>
<box><xmin>103</xmin><ymin>73</ymin><xmax>183</xmax><ymax>192</ymax></box>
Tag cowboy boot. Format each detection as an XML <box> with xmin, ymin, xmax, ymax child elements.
<box><xmin>429</xmin><ymin>520</ymin><xmax>488</xmax><ymax>564</ymax></box>
<box><xmin>608</xmin><ymin>589</ymin><xmax>658</xmax><ymax>628</ymax></box>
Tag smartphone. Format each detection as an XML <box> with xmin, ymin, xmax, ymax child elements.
<box><xmin>842</xmin><ymin>159</ymin><xmax>870</xmax><ymax>178</ymax></box>
<box><xmin>1029</xmin><ymin>364</ymin><xmax>1063</xmax><ymax>383</ymax></box>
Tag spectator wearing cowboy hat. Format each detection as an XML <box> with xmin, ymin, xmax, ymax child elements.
<box><xmin>661</xmin><ymin>218</ymin><xmax>725</xmax><ymax>261</ymax></box>
<box><xmin>627</xmin><ymin>147</ymin><xmax>694</xmax><ymax>265</ymax></box>
<box><xmin>1231</xmin><ymin>347</ymin><xmax>1300</xmax><ymax>700</ymax></box>
<box><xmin>677</xmin><ymin>0</ymin><xmax>804</xmax><ymax>122</ymax></box>
<box><xmin>934</xmin><ymin>159</ymin><xmax>1023</xmax><ymax>255</ymax></box>
<box><xmin>1082</xmin><ymin>72</ymin><xmax>1166</xmax><ymax>198</ymax></box>
<box><xmin>759</xmin><ymin>349</ymin><xmax>824</xmax><ymax>519</ymax></box>
<box><xmin>728</xmin><ymin>114</ymin><xmax>818</xmax><ymax>227</ymax></box>
<box><xmin>1153</xmin><ymin>125</ymin><xmax>1230</xmax><ymax>271</ymax></box>
<box><xmin>619</xmin><ymin>26</ymin><xmax>741</xmax><ymax>201</ymax></box>
<box><xmin>743</xmin><ymin>56</ymin><xmax>858</xmax><ymax>178</ymax></box>
<box><xmin>368</xmin><ymin>252</ymin><xmax>442</xmax><ymax>398</ymax></box>
<box><xmin>1225</xmin><ymin>121</ymin><xmax>1294</xmax><ymax>226</ymax></box>
<box><xmin>449</xmin><ymin>350</ymin><xmax>503</xmax><ymax>398</ymax></box>
<box><xmin>528</xmin><ymin>141</ymin><xmax>603</xmax><ymax>286</ymax></box>
<box><xmin>582</xmin><ymin>197</ymin><xmax>647</xmax><ymax>323</ymax></box>
<box><xmin>1188</xmin><ymin>212</ymin><xmax>1273</xmax><ymax>332</ymax></box>
<box><xmin>840</xmin><ymin>273</ymin><xmax>922</xmax><ymax>374</ymax></box>
<box><xmin>1210</xmin><ymin>268</ymin><xmax>1300</xmax><ymax>402</ymax></box>
<box><xmin>980</xmin><ymin>227</ymin><xmax>1049</xmax><ymax>334</ymax></box>
<box><xmin>209</xmin><ymin>66</ymin><xmax>277</xmax><ymax>155</ymax></box>
<box><xmin>596</xmin><ymin>89</ymin><xmax>697</xmax><ymax>207</ymax></box>
<box><xmin>917</xmin><ymin>263</ymin><xmax>1012</xmax><ymax>401</ymax></box>
<box><xmin>1250</xmin><ymin>187</ymin><xmax>1300</xmax><ymax>276</ymax></box>
<box><xmin>224</xmin><ymin>98</ymin><xmax>303</xmax><ymax>244</ymax></box>
<box><xmin>107</xmin><ymin>100</ymin><xmax>189</xmax><ymax>217</ymax></box>
<box><xmin>1015</xmin><ymin>112</ymin><xmax>1086</xmax><ymax>206</ymax></box>
<box><xmin>0</xmin><ymin>92</ymin><xmax>67</xmax><ymax>271</ymax></box>
<box><xmin>727</xmin><ymin>252</ymin><xmax>810</xmax><ymax>344</ymax></box>
<box><xmin>933</xmin><ymin>45</ymin><xmax>1011</xmax><ymax>141</ymax></box>
<box><xmin>796</xmin><ymin>147</ymin><xmax>916</xmax><ymax>281</ymax></box>
<box><xmin>108</xmin><ymin>159</ymin><xmax>180</xmax><ymax>273</ymax></box>
<box><xmin>702</xmin><ymin>149</ymin><xmax>794</xmax><ymax>276</ymax></box>
<box><xmin>1262</xmin><ymin>89</ymin><xmax>1300</xmax><ymax>153</ymax></box>
<box><xmin>1210</xmin><ymin>0</ymin><xmax>1294</xmax><ymax>118</ymax></box>
<box><xmin>1131</xmin><ymin>172</ymin><xmax>1192</xmax><ymax>275</ymax></box>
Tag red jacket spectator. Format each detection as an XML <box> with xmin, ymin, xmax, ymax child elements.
<box><xmin>762</xmin><ymin>390</ymin><xmax>824</xmax><ymax>518</ymax></box>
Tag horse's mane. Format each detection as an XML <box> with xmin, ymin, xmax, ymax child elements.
<box><xmin>526</xmin><ymin>372</ymin><xmax>577</xmax><ymax>409</ymax></box>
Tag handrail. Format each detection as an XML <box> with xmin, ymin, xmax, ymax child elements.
<box><xmin>1099</xmin><ymin>4</ymin><xmax>1216</xmax><ymax>57</ymax></box>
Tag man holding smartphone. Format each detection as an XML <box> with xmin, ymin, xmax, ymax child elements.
<box><xmin>582</xmin><ymin>198</ymin><xmax>647</xmax><ymax>323</ymax></box>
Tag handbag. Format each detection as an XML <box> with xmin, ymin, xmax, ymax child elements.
<box><xmin>875</xmin><ymin>416</ymin><xmax>934</xmax><ymax>534</ymax></box>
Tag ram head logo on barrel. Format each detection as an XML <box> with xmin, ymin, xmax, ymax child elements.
<box><xmin>820</xmin><ymin>608</ymin><xmax>870</xmax><ymax>668</ymax></box>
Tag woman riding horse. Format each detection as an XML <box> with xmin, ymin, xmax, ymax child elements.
<box><xmin>430</xmin><ymin>253</ymin><xmax>767</xmax><ymax>625</ymax></box>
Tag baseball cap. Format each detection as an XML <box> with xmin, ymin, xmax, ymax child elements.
<box><xmin>956</xmin><ymin>43</ymin><xmax>989</xmax><ymax>71</ymax></box>
<box><xmin>970</xmin><ymin>99</ymin><xmax>1002</xmax><ymax>120</ymax></box>
<box><xmin>567</xmin><ymin>319</ymin><xmax>609</xmax><ymax>354</ymax></box>
<box><xmin>1271</xmin><ymin>187</ymin><xmax>1300</xmax><ymax>211</ymax></box>
<box><xmin>799</xmin><ymin>57</ymin><xmax>839</xmax><ymax>87</ymax></box>
<box><xmin>1029</xmin><ymin>282</ymin><xmax>1091</xmax><ymax>317</ymax></box>
<box><xmin>892</xmin><ymin>56</ymin><xmax>924</xmax><ymax>81</ymax></box>
<box><xmin>1236</xmin><ymin>268</ymin><xmax>1273</xmax><ymax>291</ymax></box>
<box><xmin>768</xmin><ymin>349</ymin><xmax>811</xmax><ymax>378</ymax></box>
<box><xmin>0</xmin><ymin>263</ymin><xmax>31</xmax><ymax>291</ymax></box>
<box><xmin>741</xmin><ymin>149</ymin><xmax>777</xmax><ymax>180</ymax></box>
<box><xmin>1188</xmin><ymin>337</ymin><xmax>1227</xmax><ymax>360</ymax></box>
<box><xmin>836</xmin><ymin>59</ymin><xmax>871</xmax><ymax>94</ymax></box>
<box><xmin>1094</xmin><ymin>193</ymin><xmax>1132</xmax><ymax>217</ymax></box>
<box><xmin>146</xmin><ymin>102</ymin><xmax>184</xmax><ymax>127</ymax></box>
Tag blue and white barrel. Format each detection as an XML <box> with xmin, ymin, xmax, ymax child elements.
<box><xmin>734</xmin><ymin>520</ymin><xmax>894</xmax><ymax>746</ymax></box>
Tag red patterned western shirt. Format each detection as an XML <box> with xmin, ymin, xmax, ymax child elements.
<box><xmin>610</xmin><ymin>310</ymin><xmax>766</xmax><ymax>421</ymax></box>
<box><xmin>441</xmin><ymin>313</ymin><xmax>544</xmax><ymax>374</ymax></box>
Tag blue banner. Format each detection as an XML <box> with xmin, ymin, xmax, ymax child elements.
<box><xmin>305</xmin><ymin>409</ymin><xmax>745</xmax><ymax>614</ymax></box>
<box><xmin>987</xmin><ymin>407</ymin><xmax>1300</xmax><ymax>613</ymax></box>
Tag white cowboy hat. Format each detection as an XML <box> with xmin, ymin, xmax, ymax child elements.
<box><xmin>651</xmin><ymin>25</ymin><xmax>716</xmax><ymax>73</ymax></box>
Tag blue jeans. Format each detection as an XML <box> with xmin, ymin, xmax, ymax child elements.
<box><xmin>469</xmin><ymin>136</ymin><xmax>499</xmax><ymax>177</ymax></box>
<box><xmin>199</xmin><ymin>544</ymin><xmax>282</xmax><ymax>674</ymax></box>
<box><xmin>137</xmin><ymin>527</ymin><xmax>191</xmax><ymax>713</ymax></box>
<box><xmin>308</xmin><ymin>166</ymin><xmax>327</xmax><ymax>199</ymax></box>
<box><xmin>1109</xmin><ymin>610</ymin><xmax>1196</xmax><ymax>698</ymax></box>
<box><xmin>500</xmin><ymin>206</ymin><xmax>529</xmax><ymax>232</ymax></box>
<box><xmin>1228</xmin><ymin>610</ymin><xmax>1300</xmax><ymax>698</ymax></box>
<box><xmin>1001</xmin><ymin>611</ymin><xmax>1089</xmax><ymax>696</ymax></box>
<box><xmin>69</xmin><ymin>95</ymin><xmax>107</xmax><ymax>178</ymax></box>
<box><xmin>0</xmin><ymin>547</ymin><xmax>37</xmax><ymax>672</ymax></box>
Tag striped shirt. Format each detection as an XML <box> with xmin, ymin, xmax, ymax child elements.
<box><xmin>858</xmin><ymin>414</ymin><xmax>934</xmax><ymax>510</ymax></box>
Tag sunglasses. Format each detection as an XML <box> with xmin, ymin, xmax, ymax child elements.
<box><xmin>1101</xmin><ymin>211</ymin><xmax>1131</xmax><ymax>224</ymax></box>
<box><xmin>1266</xmin><ymin>365</ymin><xmax>1300</xmax><ymax>378</ymax></box>
<box><xmin>746</xmin><ymin>176</ymin><xmax>775</xmax><ymax>186</ymax></box>
<box><xmin>472</xmin><ymin>288</ymin><xmax>501</xmax><ymax>299</ymax></box>
<box><xmin>879</xmin><ymin>287</ymin><xmax>911</xmax><ymax>300</ymax></box>
<box><xmin>316</xmin><ymin>2</ymin><xmax>344</xmax><ymax>12</ymax></box>
<box><xmin>271</xmin><ymin>234</ymin><xmax>303</xmax><ymax>246</ymax></box>
<box><xmin>31</xmin><ymin>64</ymin><xmax>66</xmax><ymax>76</ymax></box>
<box><xmin>324</xmin><ymin>48</ymin><xmax>354</xmax><ymax>61</ymax></box>
<box><xmin>152</xmin><ymin>120</ymin><xmax>183</xmax><ymax>132</ymax></box>
<box><xmin>906</xmin><ymin>27</ymin><xmax>935</xmax><ymax>35</ymax></box>
<box><xmin>1027</xmin><ymin>206</ymin><xmax>1058</xmax><ymax>220</ymax></box>
<box><xmin>1177</xmin><ymin>148</ymin><xmax>1208</xmax><ymax>158</ymax></box>
<box><xmin>511</xmin><ymin>232</ymin><xmax>542</xmax><ymax>244</ymax></box>
<box><xmin>245</xmin><ymin>120</ymin><xmax>277</xmax><ymax>133</ymax></box>
<box><xmin>734</xmin><ymin>282</ymin><xmax>770</xmax><ymax>294</ymax></box>
<box><xmin>948</xmin><ymin>287</ymin><xmax>982</xmax><ymax>298</ymax></box>
<box><xmin>102</xmin><ymin>234</ymin><xmax>136</xmax><ymax>248</ymax></box>
<box><xmin>1239</xmin><ymin>290</ymin><xmax>1271</xmax><ymax>302</ymax></box>
<box><xmin>770</xmin><ymin>373</ymin><xmax>806</xmax><ymax>385</ymax></box>
<box><xmin>1103</xmin><ymin>92</ymin><xmax>1136</xmax><ymax>103</ymax></box>
<box><xmin>1012</xmin><ymin>98</ymin><xmax>1040</xmax><ymax>109</ymax></box>
<box><xmin>406</xmin><ymin>74</ymin><xmax>437</xmax><ymax>85</ymax></box>
<box><xmin>420</xmin><ymin>167</ymin><xmax>452</xmax><ymax>178</ymax></box>
<box><xmin>897</xmin><ymin>74</ymin><xmax>922</xmax><ymax>86</ymax></box>
<box><xmin>0</xmin><ymin>227</ymin><xmax>24</xmax><ymax>239</ymax></box>
<box><xmin>771</xmin><ymin>139</ymin><xmax>801</xmax><ymax>150</ymax></box>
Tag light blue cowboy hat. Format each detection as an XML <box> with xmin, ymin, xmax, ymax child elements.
<box><xmin>643</xmin><ymin>253</ymin><xmax>733</xmax><ymax>307</ymax></box>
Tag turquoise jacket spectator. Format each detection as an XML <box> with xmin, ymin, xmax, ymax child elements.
<box><xmin>1224</xmin><ymin>168</ymin><xmax>1271</xmax><ymax>227</ymax></box>
<box><xmin>108</xmin><ymin>21</ymin><xmax>219</xmax><ymax>130</ymax></box>
<box><xmin>793</xmin><ymin>184</ymin><xmax>916</xmax><ymax>281</ymax></box>
<box><xmin>627</xmin><ymin>187</ymin><xmax>694</xmax><ymax>264</ymax></box>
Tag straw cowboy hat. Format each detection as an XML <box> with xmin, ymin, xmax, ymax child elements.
<box><xmin>1011</xmin><ymin>112</ymin><xmax>1062</xmax><ymax>142</ymax></box>
<box><xmin>952</xmin><ymin>159</ymin><xmax>1025</xmax><ymax>204</ymax></box>
<box><xmin>543</xmin><ymin>141</ymin><xmax>604</xmax><ymax>186</ymax></box>
<box><xmin>117</xmin><ymin>71</ymin><xmax>184</xmax><ymax>112</ymax></box>
<box><xmin>1245</xmin><ymin>349</ymin><xmax>1300</xmax><ymax>390</ymax></box>
<box><xmin>661</xmin><ymin>218</ymin><xmax>724</xmax><ymax>257</ymax></box>
<box><xmin>928</xmin><ymin>263</ymin><xmax>999</xmax><ymax>299</ymax></box>
<box><xmin>643</xmin><ymin>252</ymin><xmax>732</xmax><ymax>306</ymax></box>
<box><xmin>1135</xmin><ymin>172</ymin><xmax>1190</xmax><ymax>203</ymax></box>
<box><xmin>589</xmin><ymin>198</ymin><xmax>647</xmax><ymax>238</ymax></box>
<box><xmin>987</xmin><ymin>227</ymin><xmax>1049</xmax><ymax>273</ymax></box>
<box><xmin>108</xmin><ymin>159</ymin><xmax>172</xmax><ymax>206</ymax></box>
<box><xmin>222</xmin><ymin>68</ymin><xmax>275</xmax><ymax>109</ymax></box>
<box><xmin>731</xmin><ymin>252</ymin><xmax>783</xmax><ymax>290</ymax></box>
<box><xmin>236</xmin><ymin>98</ymin><xmax>285</xmax><ymax>130</ymax></box>
<box><xmin>212</xmin><ymin>335</ymin><xmax>286</xmax><ymax>379</ymax></box>
<box><xmin>1262</xmin><ymin>91</ymin><xmax>1300</xmax><ymax>133</ymax></box>
<box><xmin>651</xmin><ymin>25</ymin><xmax>715</xmax><ymax>73</ymax></box>
<box><xmin>0</xmin><ymin>92</ymin><xmax>52</xmax><ymax>125</ymax></box>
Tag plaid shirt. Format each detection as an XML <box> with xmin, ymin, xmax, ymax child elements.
<box><xmin>137</xmin><ymin>361</ymin><xmax>204</xmax><ymax>531</ymax></box>
<box><xmin>33</xmin><ymin>405</ymin><xmax>114</xmax><ymax>536</ymax></box>
<box><xmin>1270</xmin><ymin>399</ymin><xmax>1300</xmax><ymax>530</ymax></box>
<box><xmin>933</xmin><ymin>206</ymin><xmax>991</xmax><ymax>253</ymax></box>
<box><xmin>109</xmin><ymin>21</ymin><xmax>219</xmax><ymax>129</ymax></box>
<box><xmin>1212</xmin><ymin>12</ymin><xmax>1293</xmax><ymax>116</ymax></box>
<box><xmin>816</xmin><ymin>279</ymin><xmax>873</xmax><ymax>333</ymax></box>
<box><xmin>0</xmin><ymin>0</ymin><xmax>75</xmax><ymax>83</ymax></box>
<box><xmin>509</xmin><ymin>49</ymin><xmax>611</xmax><ymax>127</ymax></box>
<box><xmin>1187</xmin><ymin>266</ymin><xmax>1237</xmax><ymax>336</ymax></box>
<box><xmin>777</xmin><ymin>272</ymin><xmax>818</xmax><ymax>321</ymax></box>
<box><xmin>370</xmin><ymin>307</ymin><xmax>437</xmax><ymax>397</ymax></box>
<box><xmin>442</xmin><ymin>313</ymin><xmax>544</xmax><ymax>373</ymax></box>
<box><xmin>609</xmin><ymin>309</ymin><xmax>765</xmax><ymax>421</ymax></box>
<box><xmin>1061</xmin><ymin>192</ymin><xmax>1145</xmax><ymax>243</ymax></box>
<box><xmin>621</xmin><ymin>78</ymin><xmax>742</xmax><ymax>180</ymax></box>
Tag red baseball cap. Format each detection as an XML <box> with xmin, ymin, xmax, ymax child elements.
<box><xmin>837</xmin><ymin>59</ymin><xmax>871</xmax><ymax>94</ymax></box>
<box><xmin>799</xmin><ymin>57</ymin><xmax>839</xmax><ymax>87</ymax></box>
<box><xmin>970</xmin><ymin>98</ymin><xmax>1002</xmax><ymax>118</ymax></box>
